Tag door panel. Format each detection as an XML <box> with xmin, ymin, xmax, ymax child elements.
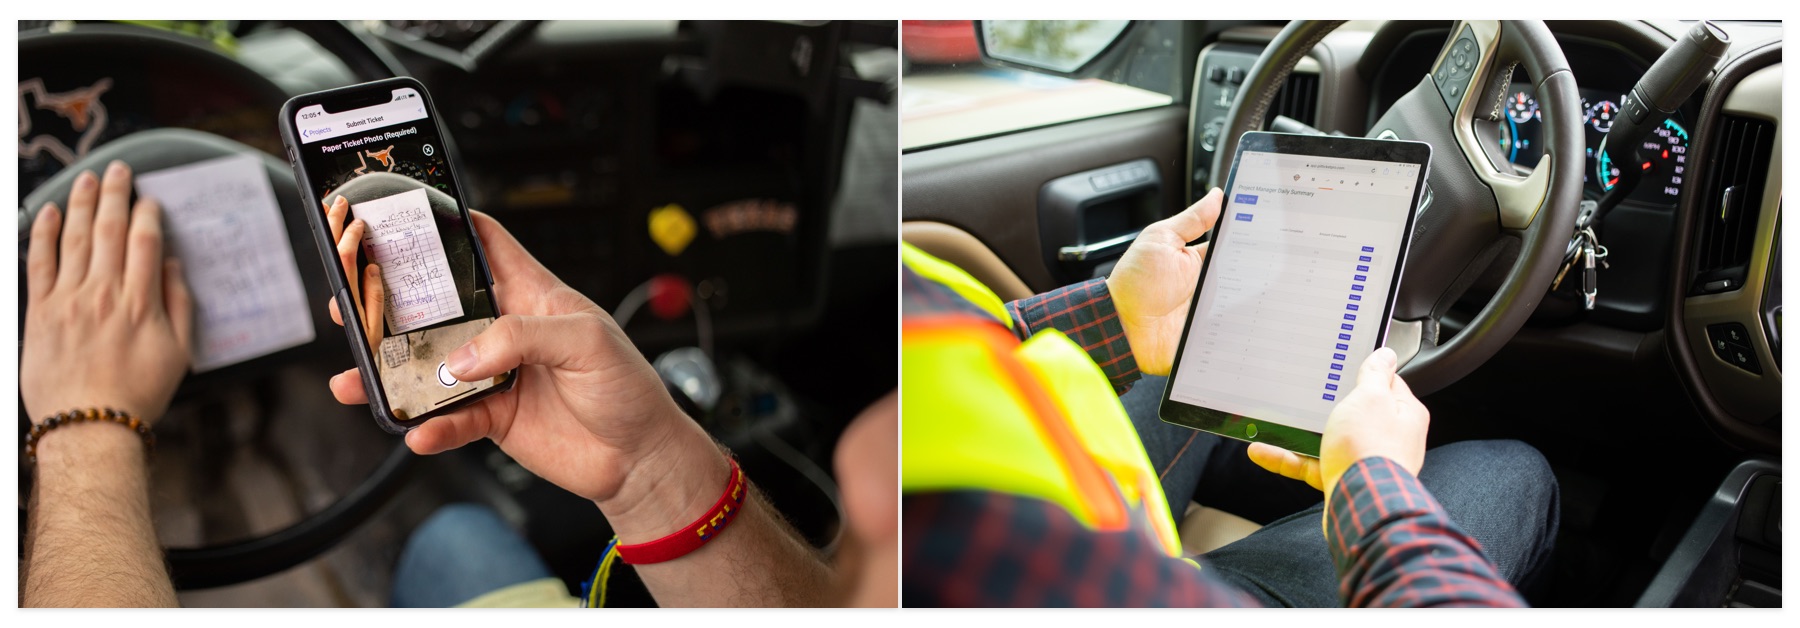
<box><xmin>901</xmin><ymin>106</ymin><xmax>1189</xmax><ymax>293</ymax></box>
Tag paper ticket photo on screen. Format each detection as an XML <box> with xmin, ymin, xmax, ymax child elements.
<box><xmin>279</xmin><ymin>77</ymin><xmax>512</xmax><ymax>433</ymax></box>
<box><xmin>1159</xmin><ymin>132</ymin><xmax>1431</xmax><ymax>457</ymax></box>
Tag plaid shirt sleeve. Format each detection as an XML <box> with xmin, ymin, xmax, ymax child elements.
<box><xmin>1005</xmin><ymin>279</ymin><xmax>1142</xmax><ymax>394</ymax></box>
<box><xmin>1327</xmin><ymin>457</ymin><xmax>1526</xmax><ymax>608</ymax></box>
<box><xmin>903</xmin><ymin>491</ymin><xmax>1260</xmax><ymax>608</ymax></box>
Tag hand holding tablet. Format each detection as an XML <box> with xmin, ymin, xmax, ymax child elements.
<box><xmin>1158</xmin><ymin>132</ymin><xmax>1432</xmax><ymax>458</ymax></box>
<box><xmin>1106</xmin><ymin>187</ymin><xmax>1225</xmax><ymax>376</ymax></box>
<box><xmin>1244</xmin><ymin>346</ymin><xmax>1431</xmax><ymax>499</ymax></box>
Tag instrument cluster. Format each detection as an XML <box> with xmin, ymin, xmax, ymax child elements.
<box><xmin>1497</xmin><ymin>83</ymin><xmax>1688</xmax><ymax>206</ymax></box>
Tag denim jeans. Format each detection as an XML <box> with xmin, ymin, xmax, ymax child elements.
<box><xmin>1121</xmin><ymin>375</ymin><xmax>1560</xmax><ymax>607</ymax></box>
<box><xmin>390</xmin><ymin>503</ymin><xmax>557</xmax><ymax>608</ymax></box>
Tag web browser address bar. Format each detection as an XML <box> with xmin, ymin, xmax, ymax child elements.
<box><xmin>297</xmin><ymin>100</ymin><xmax>428</xmax><ymax>145</ymax></box>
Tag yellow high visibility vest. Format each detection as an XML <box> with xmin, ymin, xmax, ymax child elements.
<box><xmin>901</xmin><ymin>244</ymin><xmax>1182</xmax><ymax>556</ymax></box>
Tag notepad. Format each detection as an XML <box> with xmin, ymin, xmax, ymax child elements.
<box><xmin>350</xmin><ymin>188</ymin><xmax>463</xmax><ymax>334</ymax></box>
<box><xmin>134</xmin><ymin>153</ymin><xmax>316</xmax><ymax>372</ymax></box>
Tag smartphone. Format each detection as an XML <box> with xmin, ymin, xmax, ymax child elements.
<box><xmin>278</xmin><ymin>77</ymin><xmax>514</xmax><ymax>434</ymax></box>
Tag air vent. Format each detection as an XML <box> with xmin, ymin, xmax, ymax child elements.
<box><xmin>1271</xmin><ymin>72</ymin><xmax>1320</xmax><ymax>127</ymax></box>
<box><xmin>1692</xmin><ymin>115</ymin><xmax>1775</xmax><ymax>295</ymax></box>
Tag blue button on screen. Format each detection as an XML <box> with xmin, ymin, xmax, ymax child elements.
<box><xmin>1347</xmin><ymin>304</ymin><xmax>1360</xmax><ymax>311</ymax></box>
<box><xmin>1340</xmin><ymin>323</ymin><xmax>1354</xmax><ymax>331</ymax></box>
<box><xmin>1349</xmin><ymin>294</ymin><xmax>1362</xmax><ymax>301</ymax></box>
<box><xmin>1354</xmin><ymin>274</ymin><xmax>1368</xmax><ymax>281</ymax></box>
<box><xmin>1328</xmin><ymin>373</ymin><xmax>1341</xmax><ymax>381</ymax></box>
<box><xmin>1234</xmin><ymin>193</ymin><xmax>1259</xmax><ymax>205</ymax></box>
<box><xmin>1344</xmin><ymin>314</ymin><xmax>1357</xmax><ymax>321</ymax></box>
<box><xmin>1234</xmin><ymin>213</ymin><xmax>1253</xmax><ymax>222</ymax></box>
<box><xmin>1338</xmin><ymin>333</ymin><xmax>1352</xmax><ymax>340</ymax></box>
<box><xmin>1352</xmin><ymin>284</ymin><xmax>1364</xmax><ymax>292</ymax></box>
<box><xmin>1361</xmin><ymin>246</ymin><xmax>1375</xmax><ymax>252</ymax></box>
<box><xmin>1325</xmin><ymin>383</ymin><xmax>1339</xmax><ymax>391</ymax></box>
<box><xmin>1330</xmin><ymin>363</ymin><xmax>1344</xmax><ymax>371</ymax></box>
<box><xmin>1335</xmin><ymin>343</ymin><xmax>1349</xmax><ymax>350</ymax></box>
<box><xmin>1357</xmin><ymin>265</ymin><xmax>1370</xmax><ymax>272</ymax></box>
<box><xmin>1332</xmin><ymin>353</ymin><xmax>1346</xmax><ymax>360</ymax></box>
<box><xmin>1359</xmin><ymin>255</ymin><xmax>1373</xmax><ymax>262</ymax></box>
<box><xmin>1323</xmin><ymin>393</ymin><xmax>1336</xmax><ymax>401</ymax></box>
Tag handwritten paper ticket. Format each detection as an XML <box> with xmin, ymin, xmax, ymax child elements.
<box><xmin>134</xmin><ymin>153</ymin><xmax>316</xmax><ymax>372</ymax></box>
<box><xmin>350</xmin><ymin>188</ymin><xmax>464</xmax><ymax>334</ymax></box>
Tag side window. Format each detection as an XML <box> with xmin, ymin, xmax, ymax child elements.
<box><xmin>900</xmin><ymin>20</ymin><xmax>1182</xmax><ymax>150</ymax></box>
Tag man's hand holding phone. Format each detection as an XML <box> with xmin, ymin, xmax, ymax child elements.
<box><xmin>323</xmin><ymin>210</ymin><xmax>730</xmax><ymax>541</ymax></box>
<box><xmin>277</xmin><ymin>78</ymin><xmax>833</xmax><ymax>605</ymax></box>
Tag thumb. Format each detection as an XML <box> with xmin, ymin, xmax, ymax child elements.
<box><xmin>1355</xmin><ymin>347</ymin><xmax>1398</xmax><ymax>393</ymax></box>
<box><xmin>1158</xmin><ymin>187</ymin><xmax>1224</xmax><ymax>244</ymax></box>
<box><xmin>444</xmin><ymin>313</ymin><xmax>597</xmax><ymax>381</ymax></box>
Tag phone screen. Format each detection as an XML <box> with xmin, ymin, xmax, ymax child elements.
<box><xmin>290</xmin><ymin>85</ymin><xmax>503</xmax><ymax>422</ymax></box>
<box><xmin>1166</xmin><ymin>147</ymin><xmax>1423</xmax><ymax>435</ymax></box>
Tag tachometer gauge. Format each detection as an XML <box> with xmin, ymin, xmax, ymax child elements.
<box><xmin>1507</xmin><ymin>91</ymin><xmax>1539</xmax><ymax>124</ymax></box>
<box><xmin>1586</xmin><ymin>98</ymin><xmax>1619</xmax><ymax>133</ymax></box>
<box><xmin>1497</xmin><ymin>115</ymin><xmax>1536</xmax><ymax>165</ymax></box>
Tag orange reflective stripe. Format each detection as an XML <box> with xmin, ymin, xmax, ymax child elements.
<box><xmin>904</xmin><ymin>316</ymin><xmax>1128</xmax><ymax>530</ymax></box>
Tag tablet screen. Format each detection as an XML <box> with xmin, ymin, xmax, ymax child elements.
<box><xmin>1166</xmin><ymin>148</ymin><xmax>1423</xmax><ymax>435</ymax></box>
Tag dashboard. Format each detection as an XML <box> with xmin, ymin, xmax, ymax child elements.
<box><xmin>17</xmin><ymin>51</ymin><xmax>282</xmax><ymax>201</ymax></box>
<box><xmin>1372</xmin><ymin>30</ymin><xmax>1701</xmax><ymax>210</ymax></box>
<box><xmin>1351</xmin><ymin>20</ymin><xmax>1783</xmax><ymax>450</ymax></box>
<box><xmin>1494</xmin><ymin>83</ymin><xmax>1689</xmax><ymax>206</ymax></box>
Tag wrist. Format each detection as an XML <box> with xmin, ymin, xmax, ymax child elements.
<box><xmin>32</xmin><ymin>420</ymin><xmax>148</xmax><ymax>470</ymax></box>
<box><xmin>594</xmin><ymin>407</ymin><xmax>732</xmax><ymax>544</ymax></box>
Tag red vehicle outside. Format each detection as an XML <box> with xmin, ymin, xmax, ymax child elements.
<box><xmin>902</xmin><ymin>20</ymin><xmax>979</xmax><ymax>65</ymax></box>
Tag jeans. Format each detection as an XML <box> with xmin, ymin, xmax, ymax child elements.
<box><xmin>390</xmin><ymin>503</ymin><xmax>557</xmax><ymax>608</ymax></box>
<box><xmin>1120</xmin><ymin>375</ymin><xmax>1560</xmax><ymax>607</ymax></box>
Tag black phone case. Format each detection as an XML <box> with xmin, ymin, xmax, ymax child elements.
<box><xmin>277</xmin><ymin>76</ymin><xmax>515</xmax><ymax>435</ymax></box>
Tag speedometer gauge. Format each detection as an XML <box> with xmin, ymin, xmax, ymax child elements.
<box><xmin>1641</xmin><ymin>119</ymin><xmax>1690</xmax><ymax>200</ymax></box>
<box><xmin>1594</xmin><ymin>118</ymin><xmax>1690</xmax><ymax>204</ymax></box>
<box><xmin>1507</xmin><ymin>91</ymin><xmax>1539</xmax><ymax>123</ymax></box>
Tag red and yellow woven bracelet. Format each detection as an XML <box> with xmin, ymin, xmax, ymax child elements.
<box><xmin>24</xmin><ymin>407</ymin><xmax>155</xmax><ymax>465</ymax></box>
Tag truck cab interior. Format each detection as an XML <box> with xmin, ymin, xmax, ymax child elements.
<box><xmin>899</xmin><ymin>19</ymin><xmax>1780</xmax><ymax>607</ymax></box>
<box><xmin>18</xmin><ymin>20</ymin><xmax>897</xmax><ymax>606</ymax></box>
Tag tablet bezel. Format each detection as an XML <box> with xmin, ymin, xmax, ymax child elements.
<box><xmin>1157</xmin><ymin>131</ymin><xmax>1432</xmax><ymax>458</ymax></box>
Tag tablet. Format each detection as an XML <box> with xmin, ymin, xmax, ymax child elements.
<box><xmin>1159</xmin><ymin>132</ymin><xmax>1431</xmax><ymax>457</ymax></box>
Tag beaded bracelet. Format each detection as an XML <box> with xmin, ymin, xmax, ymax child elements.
<box><xmin>24</xmin><ymin>407</ymin><xmax>155</xmax><ymax>465</ymax></box>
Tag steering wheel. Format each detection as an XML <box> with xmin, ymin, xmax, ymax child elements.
<box><xmin>18</xmin><ymin>21</ymin><xmax>416</xmax><ymax>589</ymax></box>
<box><xmin>1211</xmin><ymin>20</ymin><xmax>1584</xmax><ymax>396</ymax></box>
